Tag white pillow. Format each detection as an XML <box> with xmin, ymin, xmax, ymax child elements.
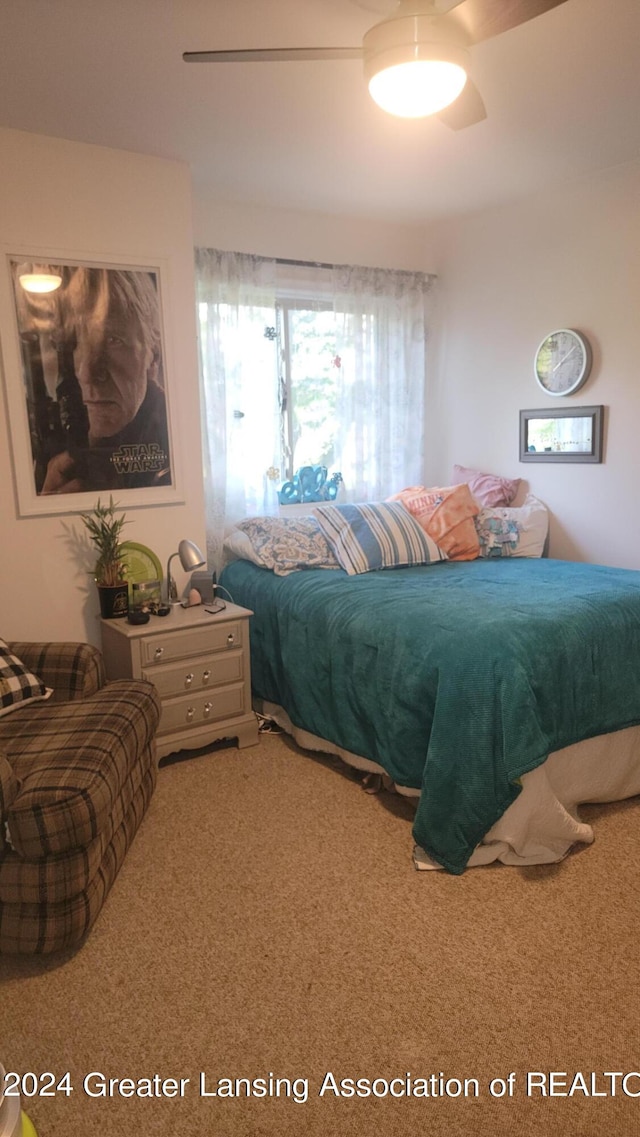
<box><xmin>223</xmin><ymin>528</ymin><xmax>264</xmax><ymax>567</ymax></box>
<box><xmin>475</xmin><ymin>494</ymin><xmax>549</xmax><ymax>558</ymax></box>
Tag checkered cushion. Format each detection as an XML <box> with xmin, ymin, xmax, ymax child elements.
<box><xmin>0</xmin><ymin>680</ymin><xmax>160</xmax><ymax>859</ymax></box>
<box><xmin>0</xmin><ymin>638</ymin><xmax>52</xmax><ymax>718</ymax></box>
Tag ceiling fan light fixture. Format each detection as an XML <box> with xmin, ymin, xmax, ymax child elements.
<box><xmin>368</xmin><ymin>57</ymin><xmax>467</xmax><ymax>117</ymax></box>
<box><xmin>18</xmin><ymin>272</ymin><xmax>62</xmax><ymax>294</ymax></box>
<box><xmin>363</xmin><ymin>2</ymin><xmax>470</xmax><ymax>118</ymax></box>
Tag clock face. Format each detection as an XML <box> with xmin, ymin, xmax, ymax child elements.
<box><xmin>534</xmin><ymin>329</ymin><xmax>592</xmax><ymax>396</ymax></box>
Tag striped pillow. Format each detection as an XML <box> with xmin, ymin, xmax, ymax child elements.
<box><xmin>315</xmin><ymin>502</ymin><xmax>445</xmax><ymax>575</ymax></box>
<box><xmin>0</xmin><ymin>639</ymin><xmax>52</xmax><ymax>718</ymax></box>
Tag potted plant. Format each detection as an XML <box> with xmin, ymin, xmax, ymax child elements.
<box><xmin>80</xmin><ymin>496</ymin><xmax>130</xmax><ymax>619</ymax></box>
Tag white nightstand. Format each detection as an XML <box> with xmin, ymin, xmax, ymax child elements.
<box><xmin>101</xmin><ymin>602</ymin><xmax>259</xmax><ymax>760</ymax></box>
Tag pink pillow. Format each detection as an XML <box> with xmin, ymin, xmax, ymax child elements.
<box><xmin>452</xmin><ymin>465</ymin><xmax>520</xmax><ymax>509</ymax></box>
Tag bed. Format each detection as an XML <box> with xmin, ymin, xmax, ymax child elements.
<box><xmin>219</xmin><ymin>506</ymin><xmax>640</xmax><ymax>874</ymax></box>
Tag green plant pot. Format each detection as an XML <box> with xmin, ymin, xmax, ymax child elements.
<box><xmin>98</xmin><ymin>583</ymin><xmax>129</xmax><ymax>619</ymax></box>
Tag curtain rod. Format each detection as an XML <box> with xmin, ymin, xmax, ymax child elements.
<box><xmin>276</xmin><ymin>257</ymin><xmax>334</xmax><ymax>270</ymax></box>
<box><xmin>275</xmin><ymin>258</ymin><xmax>436</xmax><ymax>281</ymax></box>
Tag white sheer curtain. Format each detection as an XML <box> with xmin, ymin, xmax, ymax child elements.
<box><xmin>196</xmin><ymin>248</ymin><xmax>280</xmax><ymax>569</ymax></box>
<box><xmin>196</xmin><ymin>248</ymin><xmax>437</xmax><ymax>568</ymax></box>
<box><xmin>331</xmin><ymin>263</ymin><xmax>436</xmax><ymax>502</ymax></box>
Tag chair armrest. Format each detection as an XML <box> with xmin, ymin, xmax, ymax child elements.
<box><xmin>7</xmin><ymin>642</ymin><xmax>106</xmax><ymax>703</ymax></box>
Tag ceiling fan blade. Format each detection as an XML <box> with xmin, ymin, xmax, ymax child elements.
<box><xmin>436</xmin><ymin>77</ymin><xmax>487</xmax><ymax>130</ymax></box>
<box><xmin>448</xmin><ymin>0</ymin><xmax>570</xmax><ymax>44</ymax></box>
<box><xmin>183</xmin><ymin>47</ymin><xmax>363</xmax><ymax>64</ymax></box>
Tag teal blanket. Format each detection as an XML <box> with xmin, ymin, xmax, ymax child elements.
<box><xmin>220</xmin><ymin>558</ymin><xmax>640</xmax><ymax>873</ymax></box>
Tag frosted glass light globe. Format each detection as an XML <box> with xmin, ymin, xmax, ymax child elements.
<box><xmin>369</xmin><ymin>59</ymin><xmax>467</xmax><ymax>118</ymax></box>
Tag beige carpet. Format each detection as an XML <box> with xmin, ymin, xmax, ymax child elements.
<box><xmin>2</xmin><ymin>731</ymin><xmax>640</xmax><ymax>1137</ymax></box>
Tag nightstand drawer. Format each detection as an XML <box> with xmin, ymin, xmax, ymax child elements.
<box><xmin>159</xmin><ymin>684</ymin><xmax>247</xmax><ymax>736</ymax></box>
<box><xmin>142</xmin><ymin>650</ymin><xmax>244</xmax><ymax>697</ymax></box>
<box><xmin>140</xmin><ymin>620</ymin><xmax>243</xmax><ymax>666</ymax></box>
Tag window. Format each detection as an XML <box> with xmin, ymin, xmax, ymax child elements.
<box><xmin>277</xmin><ymin>300</ymin><xmax>339</xmax><ymax>478</ymax></box>
<box><xmin>195</xmin><ymin>249</ymin><xmax>436</xmax><ymax>567</ymax></box>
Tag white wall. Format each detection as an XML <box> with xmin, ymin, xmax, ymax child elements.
<box><xmin>422</xmin><ymin>160</ymin><xmax>640</xmax><ymax>569</ymax></box>
<box><xmin>0</xmin><ymin>128</ymin><xmax>206</xmax><ymax>644</ymax></box>
<box><xmin>193</xmin><ymin>194</ymin><xmax>436</xmax><ymax>273</ymax></box>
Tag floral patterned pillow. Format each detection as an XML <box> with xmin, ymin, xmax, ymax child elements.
<box><xmin>225</xmin><ymin>516</ymin><xmax>340</xmax><ymax>576</ymax></box>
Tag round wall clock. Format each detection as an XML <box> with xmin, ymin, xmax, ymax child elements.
<box><xmin>534</xmin><ymin>329</ymin><xmax>592</xmax><ymax>396</ymax></box>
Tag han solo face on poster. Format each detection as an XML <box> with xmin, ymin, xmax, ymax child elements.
<box><xmin>11</xmin><ymin>260</ymin><xmax>172</xmax><ymax>496</ymax></box>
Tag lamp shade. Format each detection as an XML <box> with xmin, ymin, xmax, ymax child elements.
<box><xmin>363</xmin><ymin>3</ymin><xmax>470</xmax><ymax>118</ymax></box>
<box><xmin>177</xmin><ymin>539</ymin><xmax>205</xmax><ymax>572</ymax></box>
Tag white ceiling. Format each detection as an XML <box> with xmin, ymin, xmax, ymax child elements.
<box><xmin>1</xmin><ymin>0</ymin><xmax>640</xmax><ymax>224</ymax></box>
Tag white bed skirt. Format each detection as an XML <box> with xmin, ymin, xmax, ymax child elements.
<box><xmin>256</xmin><ymin>700</ymin><xmax>640</xmax><ymax>870</ymax></box>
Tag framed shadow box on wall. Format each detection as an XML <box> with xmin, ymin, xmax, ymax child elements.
<box><xmin>520</xmin><ymin>406</ymin><xmax>604</xmax><ymax>464</ymax></box>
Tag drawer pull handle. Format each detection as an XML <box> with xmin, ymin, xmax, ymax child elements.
<box><xmin>186</xmin><ymin>706</ymin><xmax>195</xmax><ymax>722</ymax></box>
<box><xmin>202</xmin><ymin>669</ymin><xmax>211</xmax><ymax>683</ymax></box>
<box><xmin>226</xmin><ymin>633</ymin><xmax>235</xmax><ymax>646</ymax></box>
<box><xmin>154</xmin><ymin>646</ymin><xmax>164</xmax><ymax>660</ymax></box>
<box><xmin>203</xmin><ymin>701</ymin><xmax>213</xmax><ymax>717</ymax></box>
<box><xmin>185</xmin><ymin>672</ymin><xmax>194</xmax><ymax>688</ymax></box>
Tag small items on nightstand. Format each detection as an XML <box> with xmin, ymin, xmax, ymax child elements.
<box><xmin>127</xmin><ymin>610</ymin><xmax>150</xmax><ymax>625</ymax></box>
<box><xmin>190</xmin><ymin>569</ymin><xmax>216</xmax><ymax>604</ymax></box>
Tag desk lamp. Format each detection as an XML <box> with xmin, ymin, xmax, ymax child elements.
<box><xmin>166</xmin><ymin>539</ymin><xmax>205</xmax><ymax>603</ymax></box>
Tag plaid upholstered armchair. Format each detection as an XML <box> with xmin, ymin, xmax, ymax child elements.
<box><xmin>0</xmin><ymin>641</ymin><xmax>160</xmax><ymax>955</ymax></box>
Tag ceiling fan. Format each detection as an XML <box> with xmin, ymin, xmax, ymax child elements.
<box><xmin>183</xmin><ymin>0</ymin><xmax>570</xmax><ymax>129</ymax></box>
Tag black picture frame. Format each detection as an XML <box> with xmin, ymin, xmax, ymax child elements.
<box><xmin>520</xmin><ymin>405</ymin><xmax>604</xmax><ymax>464</ymax></box>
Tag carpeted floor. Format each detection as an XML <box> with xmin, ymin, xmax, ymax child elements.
<box><xmin>2</xmin><ymin>730</ymin><xmax>640</xmax><ymax>1137</ymax></box>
